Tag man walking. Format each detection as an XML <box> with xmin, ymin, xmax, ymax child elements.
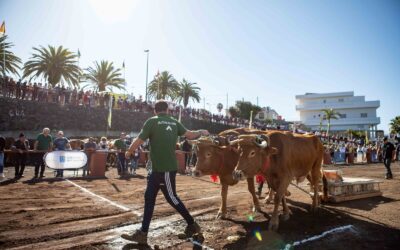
<box><xmin>382</xmin><ymin>137</ymin><xmax>395</xmax><ymax>179</ymax></box>
<box><xmin>34</xmin><ymin>128</ymin><xmax>53</xmax><ymax>178</ymax></box>
<box><xmin>121</xmin><ymin>100</ymin><xmax>209</xmax><ymax>244</ymax></box>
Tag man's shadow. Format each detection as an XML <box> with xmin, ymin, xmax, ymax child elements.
<box><xmin>122</xmin><ymin>243</ymin><xmax>153</xmax><ymax>250</ymax></box>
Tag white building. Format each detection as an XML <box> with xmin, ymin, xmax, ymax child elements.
<box><xmin>295</xmin><ymin>91</ymin><xmax>380</xmax><ymax>137</ymax></box>
<box><xmin>256</xmin><ymin>106</ymin><xmax>280</xmax><ymax>121</ymax></box>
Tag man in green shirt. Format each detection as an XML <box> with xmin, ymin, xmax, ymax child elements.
<box><xmin>33</xmin><ymin>127</ymin><xmax>53</xmax><ymax>178</ymax></box>
<box><xmin>113</xmin><ymin>132</ymin><xmax>128</xmax><ymax>176</ymax></box>
<box><xmin>122</xmin><ymin>100</ymin><xmax>209</xmax><ymax>245</ymax></box>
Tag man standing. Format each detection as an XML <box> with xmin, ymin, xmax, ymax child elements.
<box><xmin>121</xmin><ymin>100</ymin><xmax>209</xmax><ymax>244</ymax></box>
<box><xmin>53</xmin><ymin>131</ymin><xmax>70</xmax><ymax>178</ymax></box>
<box><xmin>83</xmin><ymin>137</ymin><xmax>97</xmax><ymax>177</ymax></box>
<box><xmin>12</xmin><ymin>133</ymin><xmax>30</xmax><ymax>179</ymax></box>
<box><xmin>0</xmin><ymin>134</ymin><xmax>5</xmax><ymax>181</ymax></box>
<box><xmin>382</xmin><ymin>137</ymin><xmax>395</xmax><ymax>179</ymax></box>
<box><xmin>34</xmin><ymin>128</ymin><xmax>53</xmax><ymax>178</ymax></box>
<box><xmin>113</xmin><ymin>132</ymin><xmax>127</xmax><ymax>176</ymax></box>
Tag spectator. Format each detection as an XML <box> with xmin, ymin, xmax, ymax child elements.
<box><xmin>12</xmin><ymin>133</ymin><xmax>30</xmax><ymax>179</ymax></box>
<box><xmin>113</xmin><ymin>132</ymin><xmax>128</xmax><ymax>176</ymax></box>
<box><xmin>382</xmin><ymin>137</ymin><xmax>395</xmax><ymax>179</ymax></box>
<box><xmin>98</xmin><ymin>136</ymin><xmax>109</xmax><ymax>150</ymax></box>
<box><xmin>83</xmin><ymin>137</ymin><xmax>97</xmax><ymax>176</ymax></box>
<box><xmin>53</xmin><ymin>130</ymin><xmax>70</xmax><ymax>178</ymax></box>
<box><xmin>34</xmin><ymin>128</ymin><xmax>53</xmax><ymax>178</ymax></box>
<box><xmin>0</xmin><ymin>134</ymin><xmax>5</xmax><ymax>181</ymax></box>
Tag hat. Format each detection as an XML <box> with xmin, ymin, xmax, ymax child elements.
<box><xmin>19</xmin><ymin>132</ymin><xmax>25</xmax><ymax>138</ymax></box>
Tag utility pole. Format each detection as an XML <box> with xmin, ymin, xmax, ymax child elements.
<box><xmin>203</xmin><ymin>97</ymin><xmax>206</xmax><ymax>110</ymax></box>
<box><xmin>257</xmin><ymin>96</ymin><xmax>259</xmax><ymax>106</ymax></box>
<box><xmin>226</xmin><ymin>93</ymin><xmax>228</xmax><ymax>116</ymax></box>
<box><xmin>144</xmin><ymin>49</ymin><xmax>149</xmax><ymax>102</ymax></box>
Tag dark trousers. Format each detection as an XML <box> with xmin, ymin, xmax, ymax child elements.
<box><xmin>384</xmin><ymin>158</ymin><xmax>393</xmax><ymax>177</ymax></box>
<box><xmin>257</xmin><ymin>181</ymin><xmax>264</xmax><ymax>194</ymax></box>
<box><xmin>141</xmin><ymin>171</ymin><xmax>194</xmax><ymax>232</ymax></box>
<box><xmin>117</xmin><ymin>153</ymin><xmax>126</xmax><ymax>175</ymax></box>
<box><xmin>14</xmin><ymin>154</ymin><xmax>27</xmax><ymax>177</ymax></box>
<box><xmin>34</xmin><ymin>152</ymin><xmax>46</xmax><ymax>177</ymax></box>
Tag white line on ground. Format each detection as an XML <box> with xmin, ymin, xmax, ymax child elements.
<box><xmin>65</xmin><ymin>179</ymin><xmax>142</xmax><ymax>216</ymax></box>
<box><xmin>283</xmin><ymin>224</ymin><xmax>355</xmax><ymax>250</ymax></box>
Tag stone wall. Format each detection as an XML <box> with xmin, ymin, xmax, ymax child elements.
<box><xmin>0</xmin><ymin>97</ymin><xmax>234</xmax><ymax>138</ymax></box>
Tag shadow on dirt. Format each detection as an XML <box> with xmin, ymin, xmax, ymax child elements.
<box><xmin>327</xmin><ymin>195</ymin><xmax>398</xmax><ymax>211</ymax></box>
<box><xmin>222</xmin><ymin>198</ymin><xmax>400</xmax><ymax>250</ymax></box>
<box><xmin>121</xmin><ymin>243</ymin><xmax>153</xmax><ymax>250</ymax></box>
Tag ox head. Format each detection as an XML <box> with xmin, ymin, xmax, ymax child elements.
<box><xmin>191</xmin><ymin>136</ymin><xmax>227</xmax><ymax>177</ymax></box>
<box><xmin>231</xmin><ymin>134</ymin><xmax>278</xmax><ymax>180</ymax></box>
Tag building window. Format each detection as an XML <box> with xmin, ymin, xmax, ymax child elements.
<box><xmin>259</xmin><ymin>113</ymin><xmax>264</xmax><ymax>119</ymax></box>
<box><xmin>323</xmin><ymin>99</ymin><xmax>326</xmax><ymax>103</ymax></box>
<box><xmin>339</xmin><ymin>114</ymin><xmax>346</xmax><ymax>118</ymax></box>
<box><xmin>338</xmin><ymin>98</ymin><xmax>344</xmax><ymax>102</ymax></box>
<box><xmin>361</xmin><ymin>113</ymin><xmax>368</xmax><ymax>118</ymax></box>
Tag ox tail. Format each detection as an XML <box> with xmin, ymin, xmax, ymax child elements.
<box><xmin>321</xmin><ymin>169</ymin><xmax>328</xmax><ymax>202</ymax></box>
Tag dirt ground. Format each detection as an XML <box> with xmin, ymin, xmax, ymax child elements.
<box><xmin>0</xmin><ymin>162</ymin><xmax>399</xmax><ymax>250</ymax></box>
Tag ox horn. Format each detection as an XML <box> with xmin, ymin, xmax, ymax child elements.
<box><xmin>254</xmin><ymin>135</ymin><xmax>268</xmax><ymax>148</ymax></box>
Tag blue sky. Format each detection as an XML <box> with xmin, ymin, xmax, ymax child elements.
<box><xmin>1</xmin><ymin>0</ymin><xmax>399</xmax><ymax>132</ymax></box>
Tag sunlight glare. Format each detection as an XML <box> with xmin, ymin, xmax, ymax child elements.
<box><xmin>89</xmin><ymin>0</ymin><xmax>136</xmax><ymax>22</ymax></box>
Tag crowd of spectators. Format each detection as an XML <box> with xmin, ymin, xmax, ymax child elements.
<box><xmin>1</xmin><ymin>76</ymin><xmax>286</xmax><ymax>130</ymax></box>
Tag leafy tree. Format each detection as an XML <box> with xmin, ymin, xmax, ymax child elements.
<box><xmin>229</xmin><ymin>101</ymin><xmax>261</xmax><ymax>120</ymax></box>
<box><xmin>23</xmin><ymin>45</ymin><xmax>80</xmax><ymax>88</ymax></box>
<box><xmin>175</xmin><ymin>79</ymin><xmax>201</xmax><ymax>108</ymax></box>
<box><xmin>84</xmin><ymin>60</ymin><xmax>125</xmax><ymax>92</ymax></box>
<box><xmin>0</xmin><ymin>35</ymin><xmax>22</xmax><ymax>77</ymax></box>
<box><xmin>148</xmin><ymin>71</ymin><xmax>178</xmax><ymax>100</ymax></box>
<box><xmin>389</xmin><ymin>116</ymin><xmax>400</xmax><ymax>134</ymax></box>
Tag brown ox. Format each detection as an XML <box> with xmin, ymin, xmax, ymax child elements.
<box><xmin>192</xmin><ymin>137</ymin><xmax>261</xmax><ymax>219</ymax></box>
<box><xmin>232</xmin><ymin>132</ymin><xmax>325</xmax><ymax>231</ymax></box>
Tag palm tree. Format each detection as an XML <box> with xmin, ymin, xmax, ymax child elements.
<box><xmin>175</xmin><ymin>79</ymin><xmax>201</xmax><ymax>108</ymax></box>
<box><xmin>148</xmin><ymin>71</ymin><xmax>178</xmax><ymax>100</ymax></box>
<box><xmin>389</xmin><ymin>116</ymin><xmax>400</xmax><ymax>135</ymax></box>
<box><xmin>0</xmin><ymin>35</ymin><xmax>22</xmax><ymax>77</ymax></box>
<box><xmin>321</xmin><ymin>108</ymin><xmax>341</xmax><ymax>137</ymax></box>
<box><xmin>23</xmin><ymin>45</ymin><xmax>80</xmax><ymax>88</ymax></box>
<box><xmin>84</xmin><ymin>60</ymin><xmax>125</xmax><ymax>92</ymax></box>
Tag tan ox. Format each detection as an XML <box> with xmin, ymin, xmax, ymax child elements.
<box><xmin>232</xmin><ymin>132</ymin><xmax>325</xmax><ymax>231</ymax></box>
<box><xmin>192</xmin><ymin>137</ymin><xmax>261</xmax><ymax>219</ymax></box>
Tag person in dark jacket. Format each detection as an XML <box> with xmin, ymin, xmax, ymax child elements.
<box><xmin>0</xmin><ymin>135</ymin><xmax>5</xmax><ymax>180</ymax></box>
<box><xmin>382</xmin><ymin>137</ymin><xmax>395</xmax><ymax>179</ymax></box>
<box><xmin>12</xmin><ymin>133</ymin><xmax>30</xmax><ymax>179</ymax></box>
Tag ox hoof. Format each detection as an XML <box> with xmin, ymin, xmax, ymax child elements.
<box><xmin>268</xmin><ymin>221</ymin><xmax>279</xmax><ymax>231</ymax></box>
<box><xmin>216</xmin><ymin>212</ymin><xmax>227</xmax><ymax>220</ymax></box>
<box><xmin>253</xmin><ymin>205</ymin><xmax>262</xmax><ymax>213</ymax></box>
<box><xmin>281</xmin><ymin>213</ymin><xmax>290</xmax><ymax>221</ymax></box>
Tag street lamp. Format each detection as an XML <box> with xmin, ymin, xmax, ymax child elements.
<box><xmin>144</xmin><ymin>49</ymin><xmax>149</xmax><ymax>102</ymax></box>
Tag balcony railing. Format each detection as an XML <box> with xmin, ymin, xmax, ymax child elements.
<box><xmin>301</xmin><ymin>117</ymin><xmax>380</xmax><ymax>126</ymax></box>
<box><xmin>296</xmin><ymin>100</ymin><xmax>380</xmax><ymax>110</ymax></box>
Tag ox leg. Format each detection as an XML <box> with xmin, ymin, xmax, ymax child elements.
<box><xmin>217</xmin><ymin>184</ymin><xmax>228</xmax><ymax>219</ymax></box>
<box><xmin>268</xmin><ymin>189</ymin><xmax>283</xmax><ymax>231</ymax></box>
<box><xmin>247</xmin><ymin>178</ymin><xmax>261</xmax><ymax>212</ymax></box>
<box><xmin>264</xmin><ymin>188</ymin><xmax>274</xmax><ymax>204</ymax></box>
<box><xmin>281</xmin><ymin>197</ymin><xmax>292</xmax><ymax>221</ymax></box>
<box><xmin>311</xmin><ymin>167</ymin><xmax>322</xmax><ymax>212</ymax></box>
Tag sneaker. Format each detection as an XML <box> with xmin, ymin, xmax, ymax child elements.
<box><xmin>121</xmin><ymin>229</ymin><xmax>148</xmax><ymax>244</ymax></box>
<box><xmin>184</xmin><ymin>221</ymin><xmax>201</xmax><ymax>237</ymax></box>
<box><xmin>0</xmin><ymin>173</ymin><xmax>5</xmax><ymax>178</ymax></box>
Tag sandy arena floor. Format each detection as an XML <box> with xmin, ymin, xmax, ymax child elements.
<box><xmin>0</xmin><ymin>162</ymin><xmax>399</xmax><ymax>249</ymax></box>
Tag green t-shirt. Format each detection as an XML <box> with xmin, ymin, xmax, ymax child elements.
<box><xmin>114</xmin><ymin>139</ymin><xmax>127</xmax><ymax>151</ymax></box>
<box><xmin>138</xmin><ymin>113</ymin><xmax>187</xmax><ymax>172</ymax></box>
<box><xmin>36</xmin><ymin>133</ymin><xmax>53</xmax><ymax>150</ymax></box>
